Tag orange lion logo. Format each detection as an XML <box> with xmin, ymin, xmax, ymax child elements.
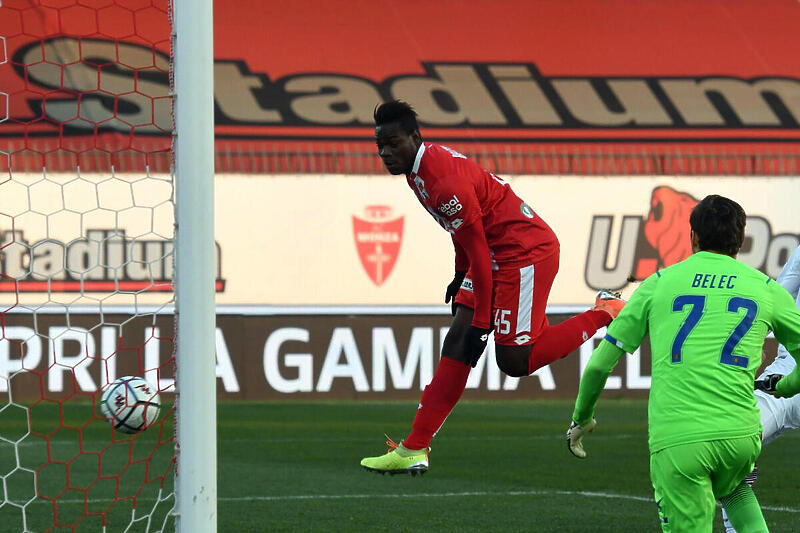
<box><xmin>643</xmin><ymin>186</ymin><xmax>699</xmax><ymax>268</ymax></box>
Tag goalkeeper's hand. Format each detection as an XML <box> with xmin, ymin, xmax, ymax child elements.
<box><xmin>444</xmin><ymin>271</ymin><xmax>467</xmax><ymax>316</ymax></box>
<box><xmin>567</xmin><ymin>418</ymin><xmax>596</xmax><ymax>459</ymax></box>
<box><xmin>755</xmin><ymin>374</ymin><xmax>784</xmax><ymax>397</ymax></box>
<box><xmin>465</xmin><ymin>325</ymin><xmax>492</xmax><ymax>368</ymax></box>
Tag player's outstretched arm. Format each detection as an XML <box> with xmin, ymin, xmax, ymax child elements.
<box><xmin>755</xmin><ymin>373</ymin><xmax>785</xmax><ymax>396</ymax></box>
<box><xmin>770</xmin><ymin>351</ymin><xmax>800</xmax><ymax>397</ymax></box>
<box><xmin>774</xmin><ymin>365</ymin><xmax>800</xmax><ymax>398</ymax></box>
<box><xmin>568</xmin><ymin>340</ymin><xmax>625</xmax><ymax>458</ymax></box>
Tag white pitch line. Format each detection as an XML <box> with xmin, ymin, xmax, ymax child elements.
<box><xmin>212</xmin><ymin>490</ymin><xmax>800</xmax><ymax>515</ymax></box>
<box><xmin>15</xmin><ymin>434</ymin><xmax>639</xmax><ymax>446</ymax></box>
<box><xmin>29</xmin><ymin>489</ymin><xmax>800</xmax><ymax>514</ymax></box>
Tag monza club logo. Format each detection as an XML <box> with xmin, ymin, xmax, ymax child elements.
<box><xmin>352</xmin><ymin>206</ymin><xmax>404</xmax><ymax>286</ymax></box>
<box><xmin>585</xmin><ymin>186</ymin><xmax>800</xmax><ymax>290</ymax></box>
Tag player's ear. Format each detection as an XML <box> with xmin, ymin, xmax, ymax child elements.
<box><xmin>690</xmin><ymin>230</ymin><xmax>700</xmax><ymax>253</ymax></box>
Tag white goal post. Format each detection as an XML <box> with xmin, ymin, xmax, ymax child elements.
<box><xmin>173</xmin><ymin>0</ymin><xmax>217</xmax><ymax>531</ymax></box>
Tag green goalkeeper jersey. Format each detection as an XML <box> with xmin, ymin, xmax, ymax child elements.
<box><xmin>576</xmin><ymin>251</ymin><xmax>800</xmax><ymax>453</ymax></box>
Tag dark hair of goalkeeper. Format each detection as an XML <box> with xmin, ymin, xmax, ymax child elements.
<box><xmin>689</xmin><ymin>195</ymin><xmax>747</xmax><ymax>257</ymax></box>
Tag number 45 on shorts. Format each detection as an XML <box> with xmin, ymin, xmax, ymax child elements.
<box><xmin>494</xmin><ymin>309</ymin><xmax>511</xmax><ymax>335</ymax></box>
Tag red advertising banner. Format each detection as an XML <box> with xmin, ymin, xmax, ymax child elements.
<box><xmin>2</xmin><ymin>0</ymin><xmax>800</xmax><ymax>173</ymax></box>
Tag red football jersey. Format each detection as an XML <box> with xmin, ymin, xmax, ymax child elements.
<box><xmin>407</xmin><ymin>143</ymin><xmax>559</xmax><ymax>266</ymax></box>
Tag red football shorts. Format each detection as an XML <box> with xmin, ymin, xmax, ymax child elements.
<box><xmin>454</xmin><ymin>251</ymin><xmax>559</xmax><ymax>346</ymax></box>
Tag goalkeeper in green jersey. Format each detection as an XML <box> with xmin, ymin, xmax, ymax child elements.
<box><xmin>568</xmin><ymin>195</ymin><xmax>800</xmax><ymax>533</ymax></box>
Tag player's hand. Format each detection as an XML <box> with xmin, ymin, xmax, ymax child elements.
<box><xmin>567</xmin><ymin>418</ymin><xmax>596</xmax><ymax>459</ymax></box>
<box><xmin>465</xmin><ymin>325</ymin><xmax>492</xmax><ymax>367</ymax></box>
<box><xmin>755</xmin><ymin>374</ymin><xmax>784</xmax><ymax>397</ymax></box>
<box><xmin>444</xmin><ymin>271</ymin><xmax>467</xmax><ymax>316</ymax></box>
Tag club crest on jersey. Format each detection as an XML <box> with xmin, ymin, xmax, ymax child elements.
<box><xmin>520</xmin><ymin>202</ymin><xmax>534</xmax><ymax>219</ymax></box>
<box><xmin>352</xmin><ymin>205</ymin><xmax>404</xmax><ymax>286</ymax></box>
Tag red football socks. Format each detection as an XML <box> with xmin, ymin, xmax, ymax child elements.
<box><xmin>403</xmin><ymin>356</ymin><xmax>471</xmax><ymax>450</ymax></box>
<box><xmin>527</xmin><ymin>309</ymin><xmax>611</xmax><ymax>374</ymax></box>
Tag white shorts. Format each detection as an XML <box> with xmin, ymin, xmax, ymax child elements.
<box><xmin>755</xmin><ymin>355</ymin><xmax>800</xmax><ymax>445</ymax></box>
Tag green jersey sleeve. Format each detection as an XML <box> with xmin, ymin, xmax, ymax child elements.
<box><xmin>770</xmin><ymin>282</ymin><xmax>800</xmax><ymax>397</ymax></box>
<box><xmin>604</xmin><ymin>273</ymin><xmax>659</xmax><ymax>353</ymax></box>
<box><xmin>572</xmin><ymin>340</ymin><xmax>626</xmax><ymax>425</ymax></box>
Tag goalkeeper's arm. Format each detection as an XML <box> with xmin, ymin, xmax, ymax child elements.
<box><xmin>568</xmin><ymin>339</ymin><xmax>625</xmax><ymax>458</ymax></box>
<box><xmin>770</xmin><ymin>283</ymin><xmax>800</xmax><ymax>398</ymax></box>
<box><xmin>774</xmin><ymin>346</ymin><xmax>800</xmax><ymax>398</ymax></box>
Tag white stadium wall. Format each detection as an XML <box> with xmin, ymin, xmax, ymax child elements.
<box><xmin>218</xmin><ymin>174</ymin><xmax>796</xmax><ymax>307</ymax></box>
<box><xmin>2</xmin><ymin>173</ymin><xmax>796</xmax><ymax>307</ymax></box>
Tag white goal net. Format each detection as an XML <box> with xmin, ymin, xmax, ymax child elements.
<box><xmin>0</xmin><ymin>1</ymin><xmax>209</xmax><ymax>531</ymax></box>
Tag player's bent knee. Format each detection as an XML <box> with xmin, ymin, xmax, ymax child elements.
<box><xmin>495</xmin><ymin>345</ymin><xmax>530</xmax><ymax>377</ymax></box>
<box><xmin>442</xmin><ymin>328</ymin><xmax>470</xmax><ymax>366</ymax></box>
<box><xmin>441</xmin><ymin>305</ymin><xmax>475</xmax><ymax>366</ymax></box>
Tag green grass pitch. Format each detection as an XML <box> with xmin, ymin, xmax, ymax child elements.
<box><xmin>0</xmin><ymin>399</ymin><xmax>798</xmax><ymax>532</ymax></box>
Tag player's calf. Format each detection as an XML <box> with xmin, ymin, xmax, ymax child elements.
<box><xmin>719</xmin><ymin>480</ymin><xmax>768</xmax><ymax>533</ymax></box>
<box><xmin>722</xmin><ymin>464</ymin><xmax>758</xmax><ymax>533</ymax></box>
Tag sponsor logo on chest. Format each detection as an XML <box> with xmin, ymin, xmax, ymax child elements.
<box><xmin>438</xmin><ymin>195</ymin><xmax>463</xmax><ymax>217</ymax></box>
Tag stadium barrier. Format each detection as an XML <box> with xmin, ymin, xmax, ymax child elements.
<box><xmin>0</xmin><ymin>308</ymin><xmax>781</xmax><ymax>400</ymax></box>
<box><xmin>4</xmin><ymin>139</ymin><xmax>800</xmax><ymax>175</ymax></box>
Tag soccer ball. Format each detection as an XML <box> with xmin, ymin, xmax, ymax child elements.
<box><xmin>100</xmin><ymin>376</ymin><xmax>161</xmax><ymax>434</ymax></box>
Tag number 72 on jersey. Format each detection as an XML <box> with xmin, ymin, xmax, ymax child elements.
<box><xmin>671</xmin><ymin>295</ymin><xmax>757</xmax><ymax>368</ymax></box>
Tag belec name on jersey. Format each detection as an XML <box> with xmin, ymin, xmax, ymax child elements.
<box><xmin>692</xmin><ymin>273</ymin><xmax>737</xmax><ymax>290</ymax></box>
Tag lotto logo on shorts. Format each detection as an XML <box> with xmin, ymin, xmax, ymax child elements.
<box><xmin>514</xmin><ymin>335</ymin><xmax>531</xmax><ymax>345</ymax></box>
<box><xmin>438</xmin><ymin>195</ymin><xmax>463</xmax><ymax>217</ymax></box>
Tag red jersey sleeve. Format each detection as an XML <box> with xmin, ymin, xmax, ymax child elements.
<box><xmin>452</xmin><ymin>219</ymin><xmax>492</xmax><ymax>329</ymax></box>
<box><xmin>452</xmin><ymin>235</ymin><xmax>469</xmax><ymax>272</ymax></box>
<box><xmin>428</xmin><ymin>171</ymin><xmax>489</xmax><ymax>328</ymax></box>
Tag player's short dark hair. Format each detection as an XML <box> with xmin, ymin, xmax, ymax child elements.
<box><xmin>374</xmin><ymin>100</ymin><xmax>420</xmax><ymax>135</ymax></box>
<box><xmin>689</xmin><ymin>195</ymin><xmax>746</xmax><ymax>256</ymax></box>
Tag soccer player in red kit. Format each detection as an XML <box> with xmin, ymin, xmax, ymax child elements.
<box><xmin>360</xmin><ymin>100</ymin><xmax>625</xmax><ymax>475</ymax></box>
